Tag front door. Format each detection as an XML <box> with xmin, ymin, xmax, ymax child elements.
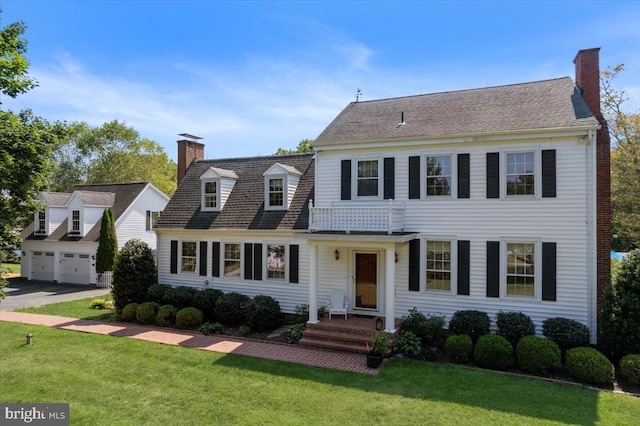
<box><xmin>355</xmin><ymin>253</ymin><xmax>377</xmax><ymax>310</ymax></box>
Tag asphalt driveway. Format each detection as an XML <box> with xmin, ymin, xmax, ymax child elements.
<box><xmin>0</xmin><ymin>278</ymin><xmax>110</xmax><ymax>311</ymax></box>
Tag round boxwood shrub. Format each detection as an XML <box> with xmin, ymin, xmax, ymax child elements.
<box><xmin>163</xmin><ymin>286</ymin><xmax>198</xmax><ymax>310</ymax></box>
<box><xmin>156</xmin><ymin>304</ymin><xmax>178</xmax><ymax>327</ymax></box>
<box><xmin>215</xmin><ymin>292</ymin><xmax>251</xmax><ymax>326</ymax></box>
<box><xmin>120</xmin><ymin>303</ymin><xmax>139</xmax><ymax>322</ymax></box>
<box><xmin>516</xmin><ymin>335</ymin><xmax>561</xmax><ymax>376</ymax></box>
<box><xmin>147</xmin><ymin>283</ymin><xmax>172</xmax><ymax>304</ymax></box>
<box><xmin>474</xmin><ymin>334</ymin><xmax>514</xmax><ymax>370</ymax></box>
<box><xmin>496</xmin><ymin>311</ymin><xmax>535</xmax><ymax>348</ymax></box>
<box><xmin>565</xmin><ymin>347</ymin><xmax>614</xmax><ymax>386</ymax></box>
<box><xmin>246</xmin><ymin>295</ymin><xmax>282</xmax><ymax>331</ymax></box>
<box><xmin>619</xmin><ymin>354</ymin><xmax>640</xmax><ymax>385</ymax></box>
<box><xmin>444</xmin><ymin>334</ymin><xmax>473</xmax><ymax>364</ymax></box>
<box><xmin>449</xmin><ymin>310</ymin><xmax>491</xmax><ymax>344</ymax></box>
<box><xmin>175</xmin><ymin>307</ymin><xmax>204</xmax><ymax>330</ymax></box>
<box><xmin>542</xmin><ymin>317</ymin><xmax>590</xmax><ymax>353</ymax></box>
<box><xmin>193</xmin><ymin>288</ymin><xmax>224</xmax><ymax>321</ymax></box>
<box><xmin>136</xmin><ymin>302</ymin><xmax>160</xmax><ymax>325</ymax></box>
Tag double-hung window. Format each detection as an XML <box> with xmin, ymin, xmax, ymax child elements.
<box><xmin>224</xmin><ymin>243</ymin><xmax>241</xmax><ymax>277</ymax></box>
<box><xmin>506</xmin><ymin>242</ymin><xmax>535</xmax><ymax>296</ymax></box>
<box><xmin>268</xmin><ymin>178</ymin><xmax>284</xmax><ymax>208</ymax></box>
<box><xmin>181</xmin><ymin>242</ymin><xmax>197</xmax><ymax>273</ymax></box>
<box><xmin>267</xmin><ymin>244</ymin><xmax>286</xmax><ymax>280</ymax></box>
<box><xmin>357</xmin><ymin>160</ymin><xmax>379</xmax><ymax>197</ymax></box>
<box><xmin>204</xmin><ymin>181</ymin><xmax>218</xmax><ymax>209</ymax></box>
<box><xmin>426</xmin><ymin>155</ymin><xmax>452</xmax><ymax>196</ymax></box>
<box><xmin>506</xmin><ymin>152</ymin><xmax>535</xmax><ymax>196</ymax></box>
<box><xmin>426</xmin><ymin>240</ymin><xmax>452</xmax><ymax>291</ymax></box>
<box><xmin>72</xmin><ymin>210</ymin><xmax>80</xmax><ymax>232</ymax></box>
<box><xmin>37</xmin><ymin>211</ymin><xmax>46</xmax><ymax>233</ymax></box>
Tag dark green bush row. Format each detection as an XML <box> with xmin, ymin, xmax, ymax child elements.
<box><xmin>542</xmin><ymin>317</ymin><xmax>590</xmax><ymax>354</ymax></box>
<box><xmin>399</xmin><ymin>308</ymin><xmax>447</xmax><ymax>347</ymax></box>
<box><xmin>619</xmin><ymin>354</ymin><xmax>640</xmax><ymax>385</ymax></box>
<box><xmin>516</xmin><ymin>335</ymin><xmax>561</xmax><ymax>376</ymax></box>
<box><xmin>496</xmin><ymin>311</ymin><xmax>535</xmax><ymax>347</ymax></box>
<box><xmin>565</xmin><ymin>347</ymin><xmax>615</xmax><ymax>386</ymax></box>
<box><xmin>444</xmin><ymin>334</ymin><xmax>472</xmax><ymax>363</ymax></box>
<box><xmin>157</xmin><ymin>305</ymin><xmax>178</xmax><ymax>327</ymax></box>
<box><xmin>449</xmin><ymin>310</ymin><xmax>490</xmax><ymax>344</ymax></box>
<box><xmin>176</xmin><ymin>307</ymin><xmax>204</xmax><ymax>329</ymax></box>
<box><xmin>474</xmin><ymin>334</ymin><xmax>513</xmax><ymax>370</ymax></box>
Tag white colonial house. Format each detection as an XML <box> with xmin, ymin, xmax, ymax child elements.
<box><xmin>21</xmin><ymin>182</ymin><xmax>170</xmax><ymax>284</ymax></box>
<box><xmin>155</xmin><ymin>48</ymin><xmax>610</xmax><ymax>343</ymax></box>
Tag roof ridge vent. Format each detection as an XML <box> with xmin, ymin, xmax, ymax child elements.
<box><xmin>397</xmin><ymin>111</ymin><xmax>405</xmax><ymax>128</ymax></box>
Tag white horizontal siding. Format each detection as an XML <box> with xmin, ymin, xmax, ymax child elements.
<box><xmin>21</xmin><ymin>239</ymin><xmax>99</xmax><ymax>283</ymax></box>
<box><xmin>116</xmin><ymin>186</ymin><xmax>168</xmax><ymax>250</ymax></box>
<box><xmin>48</xmin><ymin>207</ymin><xmax>67</xmax><ymax>234</ymax></box>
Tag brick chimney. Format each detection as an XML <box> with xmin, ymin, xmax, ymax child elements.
<box><xmin>177</xmin><ymin>134</ymin><xmax>205</xmax><ymax>185</ymax></box>
<box><xmin>574</xmin><ymin>48</ymin><xmax>611</xmax><ymax>324</ymax></box>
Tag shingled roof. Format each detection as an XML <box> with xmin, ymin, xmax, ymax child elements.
<box><xmin>23</xmin><ymin>182</ymin><xmax>150</xmax><ymax>242</ymax></box>
<box><xmin>156</xmin><ymin>154</ymin><xmax>314</xmax><ymax>230</ymax></box>
<box><xmin>315</xmin><ymin>77</ymin><xmax>599</xmax><ymax>146</ymax></box>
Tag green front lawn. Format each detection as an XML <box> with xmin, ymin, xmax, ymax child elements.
<box><xmin>1</xmin><ymin>262</ymin><xmax>20</xmax><ymax>275</ymax></box>
<box><xmin>15</xmin><ymin>294</ymin><xmax>114</xmax><ymax>320</ymax></box>
<box><xmin>0</xmin><ymin>322</ymin><xmax>637</xmax><ymax>425</ymax></box>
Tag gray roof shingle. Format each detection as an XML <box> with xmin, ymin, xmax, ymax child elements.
<box><xmin>156</xmin><ymin>154</ymin><xmax>314</xmax><ymax>230</ymax></box>
<box><xmin>315</xmin><ymin>77</ymin><xmax>599</xmax><ymax>146</ymax></box>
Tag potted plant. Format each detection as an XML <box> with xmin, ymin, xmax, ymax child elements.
<box><xmin>366</xmin><ymin>331</ymin><xmax>389</xmax><ymax>368</ymax></box>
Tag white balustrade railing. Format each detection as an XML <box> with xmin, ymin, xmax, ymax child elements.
<box><xmin>308</xmin><ymin>200</ymin><xmax>404</xmax><ymax>234</ymax></box>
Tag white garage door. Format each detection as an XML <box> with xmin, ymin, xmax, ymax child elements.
<box><xmin>60</xmin><ymin>253</ymin><xmax>91</xmax><ymax>284</ymax></box>
<box><xmin>31</xmin><ymin>251</ymin><xmax>55</xmax><ymax>281</ymax></box>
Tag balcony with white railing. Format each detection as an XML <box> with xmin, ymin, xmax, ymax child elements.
<box><xmin>308</xmin><ymin>200</ymin><xmax>405</xmax><ymax>234</ymax></box>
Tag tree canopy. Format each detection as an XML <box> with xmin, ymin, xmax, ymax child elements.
<box><xmin>274</xmin><ymin>139</ymin><xmax>313</xmax><ymax>155</ymax></box>
<box><xmin>0</xmin><ymin>9</ymin><xmax>37</xmax><ymax>98</ymax></box>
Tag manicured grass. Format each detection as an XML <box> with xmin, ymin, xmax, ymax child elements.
<box><xmin>0</xmin><ymin>322</ymin><xmax>638</xmax><ymax>425</ymax></box>
<box><xmin>1</xmin><ymin>262</ymin><xmax>20</xmax><ymax>275</ymax></box>
<box><xmin>15</xmin><ymin>295</ymin><xmax>114</xmax><ymax>320</ymax></box>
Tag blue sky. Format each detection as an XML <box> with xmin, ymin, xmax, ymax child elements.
<box><xmin>2</xmin><ymin>1</ymin><xmax>639</xmax><ymax>161</ymax></box>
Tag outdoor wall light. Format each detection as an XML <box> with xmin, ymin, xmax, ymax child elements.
<box><xmin>334</xmin><ymin>249</ymin><xmax>340</xmax><ymax>260</ymax></box>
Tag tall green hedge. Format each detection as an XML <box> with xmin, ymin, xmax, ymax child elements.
<box><xmin>96</xmin><ymin>208</ymin><xmax>118</xmax><ymax>274</ymax></box>
<box><xmin>111</xmin><ymin>239</ymin><xmax>157</xmax><ymax>312</ymax></box>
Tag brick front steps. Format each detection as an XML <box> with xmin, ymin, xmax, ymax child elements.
<box><xmin>299</xmin><ymin>315</ymin><xmax>399</xmax><ymax>354</ymax></box>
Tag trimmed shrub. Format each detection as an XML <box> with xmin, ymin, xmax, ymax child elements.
<box><xmin>215</xmin><ymin>292</ymin><xmax>251</xmax><ymax>326</ymax></box>
<box><xmin>619</xmin><ymin>354</ymin><xmax>640</xmax><ymax>385</ymax></box>
<box><xmin>496</xmin><ymin>311</ymin><xmax>535</xmax><ymax>347</ymax></box>
<box><xmin>136</xmin><ymin>302</ymin><xmax>160</xmax><ymax>325</ymax></box>
<box><xmin>565</xmin><ymin>347</ymin><xmax>614</xmax><ymax>386</ymax></box>
<box><xmin>156</xmin><ymin>305</ymin><xmax>178</xmax><ymax>327</ymax></box>
<box><xmin>246</xmin><ymin>295</ymin><xmax>282</xmax><ymax>331</ymax></box>
<box><xmin>600</xmin><ymin>249</ymin><xmax>640</xmax><ymax>362</ymax></box>
<box><xmin>111</xmin><ymin>239</ymin><xmax>157</xmax><ymax>311</ymax></box>
<box><xmin>238</xmin><ymin>325</ymin><xmax>252</xmax><ymax>337</ymax></box>
<box><xmin>516</xmin><ymin>336</ymin><xmax>561</xmax><ymax>376</ymax></box>
<box><xmin>444</xmin><ymin>334</ymin><xmax>473</xmax><ymax>364</ymax></box>
<box><xmin>542</xmin><ymin>317</ymin><xmax>590</xmax><ymax>353</ymax></box>
<box><xmin>474</xmin><ymin>334</ymin><xmax>514</xmax><ymax>370</ymax></box>
<box><xmin>175</xmin><ymin>307</ymin><xmax>204</xmax><ymax>329</ymax></box>
<box><xmin>120</xmin><ymin>303</ymin><xmax>139</xmax><ymax>322</ymax></box>
<box><xmin>193</xmin><ymin>289</ymin><xmax>224</xmax><ymax>321</ymax></box>
<box><xmin>449</xmin><ymin>310</ymin><xmax>491</xmax><ymax>344</ymax></box>
<box><xmin>392</xmin><ymin>331</ymin><xmax>422</xmax><ymax>357</ymax></box>
<box><xmin>163</xmin><ymin>286</ymin><xmax>198</xmax><ymax>310</ymax></box>
<box><xmin>147</xmin><ymin>283</ymin><xmax>172</xmax><ymax>304</ymax></box>
<box><xmin>200</xmin><ymin>322</ymin><xmax>224</xmax><ymax>336</ymax></box>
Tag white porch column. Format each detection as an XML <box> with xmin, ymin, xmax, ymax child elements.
<box><xmin>385</xmin><ymin>247</ymin><xmax>396</xmax><ymax>332</ymax></box>
<box><xmin>308</xmin><ymin>244</ymin><xmax>319</xmax><ymax>324</ymax></box>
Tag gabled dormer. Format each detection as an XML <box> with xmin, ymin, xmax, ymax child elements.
<box><xmin>263</xmin><ymin>163</ymin><xmax>302</xmax><ymax>211</ymax></box>
<box><xmin>200</xmin><ymin>167</ymin><xmax>238</xmax><ymax>212</ymax></box>
<box><xmin>34</xmin><ymin>192</ymin><xmax>71</xmax><ymax>236</ymax></box>
<box><xmin>65</xmin><ymin>191</ymin><xmax>115</xmax><ymax>237</ymax></box>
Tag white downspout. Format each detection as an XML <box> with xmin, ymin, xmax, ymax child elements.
<box><xmin>586</xmin><ymin>129</ymin><xmax>598</xmax><ymax>343</ymax></box>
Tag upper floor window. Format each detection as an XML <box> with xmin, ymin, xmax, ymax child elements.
<box><xmin>224</xmin><ymin>243</ymin><xmax>241</xmax><ymax>277</ymax></box>
<box><xmin>357</xmin><ymin>160</ymin><xmax>379</xmax><ymax>197</ymax></box>
<box><xmin>506</xmin><ymin>242</ymin><xmax>535</xmax><ymax>297</ymax></box>
<box><xmin>426</xmin><ymin>240</ymin><xmax>451</xmax><ymax>291</ymax></box>
<box><xmin>181</xmin><ymin>241</ymin><xmax>197</xmax><ymax>273</ymax></box>
<box><xmin>37</xmin><ymin>211</ymin><xmax>46</xmax><ymax>233</ymax></box>
<box><xmin>506</xmin><ymin>152</ymin><xmax>535</xmax><ymax>196</ymax></box>
<box><xmin>426</xmin><ymin>156</ymin><xmax>451</xmax><ymax>196</ymax></box>
<box><xmin>146</xmin><ymin>211</ymin><xmax>160</xmax><ymax>231</ymax></box>
<box><xmin>268</xmin><ymin>178</ymin><xmax>284</xmax><ymax>207</ymax></box>
<box><xmin>204</xmin><ymin>181</ymin><xmax>218</xmax><ymax>209</ymax></box>
<box><xmin>267</xmin><ymin>244</ymin><xmax>285</xmax><ymax>280</ymax></box>
<box><xmin>72</xmin><ymin>210</ymin><xmax>80</xmax><ymax>232</ymax></box>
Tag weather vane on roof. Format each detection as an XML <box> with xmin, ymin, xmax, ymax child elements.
<box><xmin>354</xmin><ymin>88</ymin><xmax>362</xmax><ymax>102</ymax></box>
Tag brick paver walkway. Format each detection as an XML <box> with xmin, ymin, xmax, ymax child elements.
<box><xmin>0</xmin><ymin>312</ymin><xmax>381</xmax><ymax>375</ymax></box>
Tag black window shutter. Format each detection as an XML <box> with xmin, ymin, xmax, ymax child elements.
<box><xmin>409</xmin><ymin>239</ymin><xmax>420</xmax><ymax>291</ymax></box>
<box><xmin>486</xmin><ymin>241</ymin><xmax>500</xmax><ymax>297</ymax></box>
<box><xmin>146</xmin><ymin>211</ymin><xmax>151</xmax><ymax>231</ymax></box>
<box><xmin>457</xmin><ymin>240</ymin><xmax>470</xmax><ymax>295</ymax></box>
<box><xmin>341</xmin><ymin>160</ymin><xmax>352</xmax><ymax>200</ymax></box>
<box><xmin>384</xmin><ymin>157</ymin><xmax>395</xmax><ymax>200</ymax></box>
<box><xmin>244</xmin><ymin>243</ymin><xmax>253</xmax><ymax>280</ymax></box>
<box><xmin>542</xmin><ymin>242</ymin><xmax>557</xmax><ymax>301</ymax></box>
<box><xmin>289</xmin><ymin>245</ymin><xmax>299</xmax><ymax>283</ymax></box>
<box><xmin>199</xmin><ymin>241</ymin><xmax>207</xmax><ymax>276</ymax></box>
<box><xmin>212</xmin><ymin>242</ymin><xmax>220</xmax><ymax>278</ymax></box>
<box><xmin>486</xmin><ymin>152</ymin><xmax>500</xmax><ymax>199</ymax></box>
<box><xmin>253</xmin><ymin>243</ymin><xmax>262</xmax><ymax>281</ymax></box>
<box><xmin>408</xmin><ymin>156</ymin><xmax>421</xmax><ymax>199</ymax></box>
<box><xmin>542</xmin><ymin>149</ymin><xmax>557</xmax><ymax>198</ymax></box>
<box><xmin>458</xmin><ymin>154</ymin><xmax>470</xmax><ymax>199</ymax></box>
<box><xmin>170</xmin><ymin>240</ymin><xmax>178</xmax><ymax>274</ymax></box>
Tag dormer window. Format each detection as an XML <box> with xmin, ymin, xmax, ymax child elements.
<box><xmin>71</xmin><ymin>210</ymin><xmax>80</xmax><ymax>233</ymax></box>
<box><xmin>200</xmin><ymin>167</ymin><xmax>238</xmax><ymax>212</ymax></box>
<box><xmin>35</xmin><ymin>211</ymin><xmax>47</xmax><ymax>234</ymax></box>
<box><xmin>263</xmin><ymin>163</ymin><xmax>302</xmax><ymax>211</ymax></box>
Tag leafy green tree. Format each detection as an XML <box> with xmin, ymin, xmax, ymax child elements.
<box><xmin>0</xmin><ymin>8</ymin><xmax>37</xmax><ymax>98</ymax></box>
<box><xmin>111</xmin><ymin>239</ymin><xmax>157</xmax><ymax>311</ymax></box>
<box><xmin>274</xmin><ymin>139</ymin><xmax>314</xmax><ymax>155</ymax></box>
<box><xmin>95</xmin><ymin>208</ymin><xmax>118</xmax><ymax>273</ymax></box>
<box><xmin>48</xmin><ymin>120</ymin><xmax>177</xmax><ymax>196</ymax></box>
<box><xmin>601</xmin><ymin>65</ymin><xmax>640</xmax><ymax>251</ymax></box>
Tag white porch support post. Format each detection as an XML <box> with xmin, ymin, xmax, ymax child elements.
<box><xmin>385</xmin><ymin>246</ymin><xmax>396</xmax><ymax>332</ymax></box>
<box><xmin>308</xmin><ymin>243</ymin><xmax>319</xmax><ymax>324</ymax></box>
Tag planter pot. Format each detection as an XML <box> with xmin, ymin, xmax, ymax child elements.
<box><xmin>367</xmin><ymin>352</ymin><xmax>384</xmax><ymax>368</ymax></box>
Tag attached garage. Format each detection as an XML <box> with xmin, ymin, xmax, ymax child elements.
<box><xmin>31</xmin><ymin>251</ymin><xmax>55</xmax><ymax>281</ymax></box>
<box><xmin>60</xmin><ymin>253</ymin><xmax>91</xmax><ymax>284</ymax></box>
